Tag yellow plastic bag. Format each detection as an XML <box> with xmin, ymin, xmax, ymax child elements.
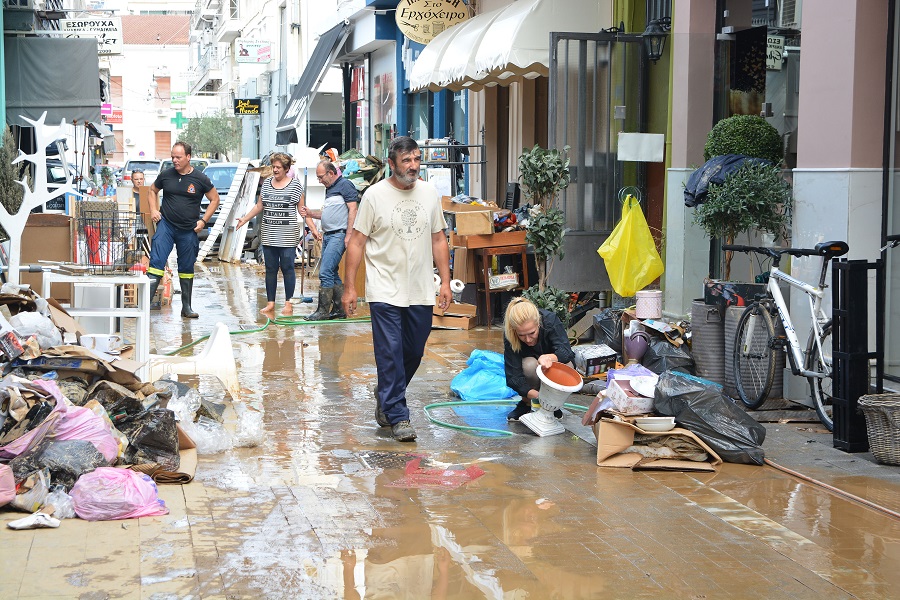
<box><xmin>597</xmin><ymin>196</ymin><xmax>664</xmax><ymax>297</ymax></box>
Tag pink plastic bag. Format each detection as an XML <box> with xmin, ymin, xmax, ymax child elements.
<box><xmin>0</xmin><ymin>464</ymin><xmax>15</xmax><ymax>507</ymax></box>
<box><xmin>70</xmin><ymin>467</ymin><xmax>169</xmax><ymax>521</ymax></box>
<box><xmin>0</xmin><ymin>379</ymin><xmax>65</xmax><ymax>460</ymax></box>
<box><xmin>49</xmin><ymin>404</ymin><xmax>119</xmax><ymax>463</ymax></box>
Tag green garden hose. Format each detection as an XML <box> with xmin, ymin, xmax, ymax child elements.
<box><xmin>423</xmin><ymin>399</ymin><xmax>589</xmax><ymax>436</ymax></box>
<box><xmin>163</xmin><ymin>315</ymin><xmax>371</xmax><ymax>355</ymax></box>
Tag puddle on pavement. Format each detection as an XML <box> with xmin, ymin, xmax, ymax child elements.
<box><xmin>129</xmin><ymin>262</ymin><xmax>900</xmax><ymax>599</ymax></box>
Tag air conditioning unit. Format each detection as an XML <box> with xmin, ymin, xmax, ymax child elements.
<box><xmin>125</xmin><ymin>138</ymin><xmax>134</xmax><ymax>146</ymax></box>
<box><xmin>257</xmin><ymin>72</ymin><xmax>270</xmax><ymax>96</ymax></box>
<box><xmin>778</xmin><ymin>0</ymin><xmax>802</xmax><ymax>29</ymax></box>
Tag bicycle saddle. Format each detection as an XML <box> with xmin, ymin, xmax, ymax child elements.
<box><xmin>814</xmin><ymin>240</ymin><xmax>849</xmax><ymax>257</ymax></box>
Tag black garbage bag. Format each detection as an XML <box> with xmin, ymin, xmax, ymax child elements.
<box><xmin>9</xmin><ymin>438</ymin><xmax>110</xmax><ymax>490</ymax></box>
<box><xmin>593</xmin><ymin>309</ymin><xmax>623</xmax><ymax>354</ymax></box>
<box><xmin>643</xmin><ymin>337</ymin><xmax>695</xmax><ymax>375</ymax></box>
<box><xmin>116</xmin><ymin>408</ymin><xmax>180</xmax><ymax>471</ymax></box>
<box><xmin>654</xmin><ymin>370</ymin><xmax>766</xmax><ymax>465</ymax></box>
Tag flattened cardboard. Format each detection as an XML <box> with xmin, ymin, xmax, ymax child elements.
<box><xmin>432</xmin><ymin>315</ymin><xmax>476</xmax><ymax>330</ymax></box>
<box><xmin>433</xmin><ymin>302</ymin><xmax>477</xmax><ymax>317</ymax></box>
<box><xmin>593</xmin><ymin>418</ymin><xmax>722</xmax><ymax>472</ymax></box>
<box><xmin>47</xmin><ymin>298</ymin><xmax>86</xmax><ymax>336</ymax></box>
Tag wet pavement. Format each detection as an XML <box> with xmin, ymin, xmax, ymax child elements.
<box><xmin>1</xmin><ymin>260</ymin><xmax>899</xmax><ymax>599</ymax></box>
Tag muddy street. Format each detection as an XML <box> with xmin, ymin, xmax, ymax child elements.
<box><xmin>1</xmin><ymin>261</ymin><xmax>899</xmax><ymax>599</ymax></box>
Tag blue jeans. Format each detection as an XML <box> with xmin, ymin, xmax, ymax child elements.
<box><xmin>369</xmin><ymin>303</ymin><xmax>434</xmax><ymax>424</ymax></box>
<box><xmin>319</xmin><ymin>232</ymin><xmax>345</xmax><ymax>288</ymax></box>
<box><xmin>262</xmin><ymin>245</ymin><xmax>296</xmax><ymax>302</ymax></box>
<box><xmin>147</xmin><ymin>218</ymin><xmax>198</xmax><ymax>278</ymax></box>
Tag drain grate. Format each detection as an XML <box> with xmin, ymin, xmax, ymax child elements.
<box><xmin>355</xmin><ymin>450</ymin><xmax>429</xmax><ymax>470</ymax></box>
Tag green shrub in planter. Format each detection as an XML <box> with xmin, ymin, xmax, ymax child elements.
<box><xmin>703</xmin><ymin>115</ymin><xmax>783</xmax><ymax>166</ymax></box>
<box><xmin>523</xmin><ymin>285</ymin><xmax>571</xmax><ymax>328</ymax></box>
<box><xmin>693</xmin><ymin>161</ymin><xmax>792</xmax><ymax>280</ymax></box>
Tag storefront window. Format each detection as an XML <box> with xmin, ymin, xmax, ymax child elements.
<box><xmin>885</xmin><ymin>5</ymin><xmax>900</xmax><ymax>382</ymax></box>
<box><xmin>450</xmin><ymin>90</ymin><xmax>467</xmax><ymax>143</ymax></box>
<box><xmin>406</xmin><ymin>91</ymin><xmax>433</xmax><ymax>139</ymax></box>
<box><xmin>350</xmin><ymin>62</ymin><xmax>369</xmax><ymax>153</ymax></box>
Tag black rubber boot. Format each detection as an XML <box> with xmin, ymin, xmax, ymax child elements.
<box><xmin>329</xmin><ymin>283</ymin><xmax>347</xmax><ymax>320</ymax></box>
<box><xmin>148</xmin><ymin>274</ymin><xmax>162</xmax><ymax>310</ymax></box>
<box><xmin>306</xmin><ymin>287</ymin><xmax>333</xmax><ymax>321</ymax></box>
<box><xmin>179</xmin><ymin>277</ymin><xmax>199</xmax><ymax>319</ymax></box>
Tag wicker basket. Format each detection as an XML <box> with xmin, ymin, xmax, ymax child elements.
<box><xmin>857</xmin><ymin>394</ymin><xmax>900</xmax><ymax>466</ymax></box>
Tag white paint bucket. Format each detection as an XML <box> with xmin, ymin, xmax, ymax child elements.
<box><xmin>635</xmin><ymin>290</ymin><xmax>663</xmax><ymax>319</ymax></box>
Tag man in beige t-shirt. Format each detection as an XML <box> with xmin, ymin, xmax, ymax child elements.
<box><xmin>343</xmin><ymin>136</ymin><xmax>452</xmax><ymax>442</ymax></box>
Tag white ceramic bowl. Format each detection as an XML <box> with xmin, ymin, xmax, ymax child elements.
<box><xmin>634</xmin><ymin>416</ymin><xmax>676</xmax><ymax>432</ymax></box>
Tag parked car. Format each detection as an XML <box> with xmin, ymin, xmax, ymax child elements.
<box><xmin>197</xmin><ymin>162</ymin><xmax>259</xmax><ymax>255</ymax></box>
<box><xmin>159</xmin><ymin>158</ymin><xmax>216</xmax><ymax>173</ymax></box>
<box><xmin>123</xmin><ymin>159</ymin><xmax>162</xmax><ymax>186</ymax></box>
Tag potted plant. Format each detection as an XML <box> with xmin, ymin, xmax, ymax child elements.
<box><xmin>517</xmin><ymin>144</ymin><xmax>571</xmax><ymax>324</ymax></box>
<box><xmin>696</xmin><ymin>115</ymin><xmax>789</xmax><ymax>280</ymax></box>
<box><xmin>694</xmin><ymin>160</ymin><xmax>792</xmax><ymax>280</ymax></box>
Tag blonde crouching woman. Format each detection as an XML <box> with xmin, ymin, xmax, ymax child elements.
<box><xmin>503</xmin><ymin>297</ymin><xmax>576</xmax><ymax>422</ymax></box>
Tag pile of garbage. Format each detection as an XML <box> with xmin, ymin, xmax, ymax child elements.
<box><xmin>0</xmin><ymin>283</ymin><xmax>254</xmax><ymax>526</ymax></box>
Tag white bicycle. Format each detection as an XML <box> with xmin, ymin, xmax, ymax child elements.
<box><xmin>722</xmin><ymin>241</ymin><xmax>850</xmax><ymax>431</ymax></box>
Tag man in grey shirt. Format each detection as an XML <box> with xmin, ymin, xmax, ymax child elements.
<box><xmin>300</xmin><ymin>160</ymin><xmax>359</xmax><ymax>320</ymax></box>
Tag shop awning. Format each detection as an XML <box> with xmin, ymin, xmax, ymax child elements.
<box><xmin>4</xmin><ymin>37</ymin><xmax>101</xmax><ymax>127</ymax></box>
<box><xmin>409</xmin><ymin>0</ymin><xmax>605</xmax><ymax>92</ymax></box>
<box><xmin>87</xmin><ymin>121</ymin><xmax>117</xmax><ymax>154</ymax></box>
<box><xmin>275</xmin><ymin>21</ymin><xmax>351</xmax><ymax>145</ymax></box>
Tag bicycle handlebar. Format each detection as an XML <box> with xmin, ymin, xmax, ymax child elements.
<box><xmin>722</xmin><ymin>244</ymin><xmax>819</xmax><ymax>259</ymax></box>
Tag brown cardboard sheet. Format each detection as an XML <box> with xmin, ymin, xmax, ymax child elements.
<box><xmin>593</xmin><ymin>418</ymin><xmax>722</xmax><ymax>472</ymax></box>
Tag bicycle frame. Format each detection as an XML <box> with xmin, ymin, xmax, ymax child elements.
<box><xmin>764</xmin><ymin>265</ymin><xmax>829</xmax><ymax>378</ymax></box>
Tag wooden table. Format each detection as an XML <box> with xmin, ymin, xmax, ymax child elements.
<box><xmin>473</xmin><ymin>244</ymin><xmax>529</xmax><ymax>327</ymax></box>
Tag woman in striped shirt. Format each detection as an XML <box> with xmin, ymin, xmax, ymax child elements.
<box><xmin>237</xmin><ymin>152</ymin><xmax>318</xmax><ymax>316</ymax></box>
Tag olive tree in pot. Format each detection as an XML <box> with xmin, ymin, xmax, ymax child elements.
<box><xmin>517</xmin><ymin>144</ymin><xmax>571</xmax><ymax>325</ymax></box>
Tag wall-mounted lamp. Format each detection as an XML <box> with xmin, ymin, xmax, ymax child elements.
<box><xmin>642</xmin><ymin>17</ymin><xmax>671</xmax><ymax>63</ymax></box>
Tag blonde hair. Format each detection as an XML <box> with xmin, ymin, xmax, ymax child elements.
<box><xmin>504</xmin><ymin>297</ymin><xmax>540</xmax><ymax>353</ymax></box>
<box><xmin>270</xmin><ymin>152</ymin><xmax>294</xmax><ymax>169</ymax></box>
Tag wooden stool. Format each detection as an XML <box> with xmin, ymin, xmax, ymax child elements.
<box><xmin>473</xmin><ymin>245</ymin><xmax>529</xmax><ymax>327</ymax></box>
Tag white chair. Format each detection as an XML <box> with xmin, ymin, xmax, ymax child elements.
<box><xmin>145</xmin><ymin>322</ymin><xmax>241</xmax><ymax>401</ymax></box>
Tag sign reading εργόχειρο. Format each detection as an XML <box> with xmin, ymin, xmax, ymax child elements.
<box><xmin>395</xmin><ymin>0</ymin><xmax>469</xmax><ymax>45</ymax></box>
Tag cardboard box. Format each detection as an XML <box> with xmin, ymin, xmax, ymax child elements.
<box><xmin>573</xmin><ymin>344</ymin><xmax>617</xmax><ymax>376</ymax></box>
<box><xmin>434</xmin><ymin>302</ymin><xmax>477</xmax><ymax>317</ymax></box>
<box><xmin>441</xmin><ymin>197</ymin><xmax>498</xmax><ymax>236</ymax></box>
<box><xmin>22</xmin><ymin>213</ymin><xmax>74</xmax><ymax>302</ymax></box>
<box><xmin>432</xmin><ymin>315</ymin><xmax>476</xmax><ymax>330</ymax></box>
<box><xmin>449</xmin><ymin>230</ymin><xmax>527</xmax><ymax>249</ymax></box>
<box><xmin>452</xmin><ymin>248</ymin><xmax>476</xmax><ymax>283</ymax></box>
<box><xmin>593</xmin><ymin>418</ymin><xmax>722</xmax><ymax>472</ymax></box>
<box><xmin>606</xmin><ymin>378</ymin><xmax>654</xmax><ymax>415</ymax></box>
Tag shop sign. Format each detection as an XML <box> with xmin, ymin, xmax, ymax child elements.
<box><xmin>236</xmin><ymin>38</ymin><xmax>272</xmax><ymax>64</ymax></box>
<box><xmin>60</xmin><ymin>17</ymin><xmax>123</xmax><ymax>55</ymax></box>
<box><xmin>171</xmin><ymin>92</ymin><xmax>187</xmax><ymax>106</ymax></box>
<box><xmin>101</xmin><ymin>103</ymin><xmax>112</xmax><ymax>115</ymax></box>
<box><xmin>766</xmin><ymin>35</ymin><xmax>784</xmax><ymax>71</ymax></box>
<box><xmin>104</xmin><ymin>109</ymin><xmax>123</xmax><ymax>124</ymax></box>
<box><xmin>396</xmin><ymin>0</ymin><xmax>469</xmax><ymax>45</ymax></box>
<box><xmin>234</xmin><ymin>98</ymin><xmax>261</xmax><ymax>116</ymax></box>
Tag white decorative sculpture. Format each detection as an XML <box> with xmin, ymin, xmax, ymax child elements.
<box><xmin>0</xmin><ymin>112</ymin><xmax>80</xmax><ymax>285</ymax></box>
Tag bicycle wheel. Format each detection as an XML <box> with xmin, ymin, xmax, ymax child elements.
<box><xmin>733</xmin><ymin>302</ymin><xmax>777</xmax><ymax>409</ymax></box>
<box><xmin>806</xmin><ymin>320</ymin><xmax>834</xmax><ymax>432</ymax></box>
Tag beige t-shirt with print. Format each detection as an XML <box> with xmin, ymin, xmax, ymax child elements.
<box><xmin>354</xmin><ymin>178</ymin><xmax>447</xmax><ymax>306</ymax></box>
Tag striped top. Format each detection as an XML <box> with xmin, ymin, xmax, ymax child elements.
<box><xmin>259</xmin><ymin>177</ymin><xmax>304</xmax><ymax>248</ymax></box>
